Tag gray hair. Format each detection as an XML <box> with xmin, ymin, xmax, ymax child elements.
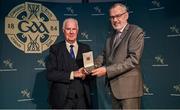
<box><xmin>62</xmin><ymin>18</ymin><xmax>79</xmax><ymax>30</ymax></box>
<box><xmin>109</xmin><ymin>3</ymin><xmax>128</xmax><ymax>13</ymax></box>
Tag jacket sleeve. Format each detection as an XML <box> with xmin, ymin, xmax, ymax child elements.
<box><xmin>94</xmin><ymin>40</ymin><xmax>108</xmax><ymax>68</ymax></box>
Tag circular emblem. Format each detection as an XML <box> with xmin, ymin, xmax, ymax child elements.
<box><xmin>5</xmin><ymin>2</ymin><xmax>59</xmax><ymax>53</ymax></box>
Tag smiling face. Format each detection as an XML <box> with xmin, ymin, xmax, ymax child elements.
<box><xmin>63</xmin><ymin>19</ymin><xmax>79</xmax><ymax>44</ymax></box>
<box><xmin>109</xmin><ymin>5</ymin><xmax>129</xmax><ymax>31</ymax></box>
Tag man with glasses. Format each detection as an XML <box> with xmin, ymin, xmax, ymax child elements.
<box><xmin>92</xmin><ymin>3</ymin><xmax>144</xmax><ymax>109</ymax></box>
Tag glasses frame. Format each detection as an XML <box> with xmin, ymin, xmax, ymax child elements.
<box><xmin>109</xmin><ymin>11</ymin><xmax>127</xmax><ymax>20</ymax></box>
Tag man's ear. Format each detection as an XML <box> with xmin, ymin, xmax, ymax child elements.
<box><xmin>77</xmin><ymin>29</ymin><xmax>79</xmax><ymax>33</ymax></box>
<box><xmin>124</xmin><ymin>12</ymin><xmax>129</xmax><ymax>20</ymax></box>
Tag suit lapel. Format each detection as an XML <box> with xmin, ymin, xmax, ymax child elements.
<box><xmin>113</xmin><ymin>24</ymin><xmax>129</xmax><ymax>50</ymax></box>
<box><xmin>110</xmin><ymin>32</ymin><xmax>116</xmax><ymax>50</ymax></box>
<box><xmin>62</xmin><ymin>42</ymin><xmax>72</xmax><ymax>59</ymax></box>
<box><xmin>76</xmin><ymin>42</ymin><xmax>82</xmax><ymax>60</ymax></box>
<box><xmin>111</xmin><ymin>24</ymin><xmax>129</xmax><ymax>54</ymax></box>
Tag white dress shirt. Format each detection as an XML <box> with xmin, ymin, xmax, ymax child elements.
<box><xmin>65</xmin><ymin>41</ymin><xmax>79</xmax><ymax>80</ymax></box>
<box><xmin>65</xmin><ymin>41</ymin><xmax>78</xmax><ymax>58</ymax></box>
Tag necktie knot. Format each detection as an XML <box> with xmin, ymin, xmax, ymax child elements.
<box><xmin>70</xmin><ymin>45</ymin><xmax>74</xmax><ymax>48</ymax></box>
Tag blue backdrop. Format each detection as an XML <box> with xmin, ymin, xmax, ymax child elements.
<box><xmin>0</xmin><ymin>0</ymin><xmax>180</xmax><ymax>109</ymax></box>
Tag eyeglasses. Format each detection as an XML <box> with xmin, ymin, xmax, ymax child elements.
<box><xmin>109</xmin><ymin>12</ymin><xmax>127</xmax><ymax>20</ymax></box>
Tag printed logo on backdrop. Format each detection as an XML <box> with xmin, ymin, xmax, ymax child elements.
<box><xmin>34</xmin><ymin>58</ymin><xmax>46</xmax><ymax>71</ymax></box>
<box><xmin>0</xmin><ymin>59</ymin><xmax>17</xmax><ymax>72</ymax></box>
<box><xmin>17</xmin><ymin>89</ymin><xmax>33</xmax><ymax>102</ymax></box>
<box><xmin>91</xmin><ymin>6</ymin><xmax>105</xmax><ymax>16</ymax></box>
<box><xmin>167</xmin><ymin>25</ymin><xmax>180</xmax><ymax>38</ymax></box>
<box><xmin>64</xmin><ymin>7</ymin><xmax>78</xmax><ymax>16</ymax></box>
<box><xmin>5</xmin><ymin>2</ymin><xmax>59</xmax><ymax>53</ymax></box>
<box><xmin>144</xmin><ymin>84</ymin><xmax>154</xmax><ymax>96</ymax></box>
<box><xmin>152</xmin><ymin>55</ymin><xmax>168</xmax><ymax>67</ymax></box>
<box><xmin>79</xmin><ymin>31</ymin><xmax>92</xmax><ymax>42</ymax></box>
<box><xmin>170</xmin><ymin>84</ymin><xmax>180</xmax><ymax>97</ymax></box>
<box><xmin>148</xmin><ymin>0</ymin><xmax>165</xmax><ymax>11</ymax></box>
<box><xmin>144</xmin><ymin>31</ymin><xmax>151</xmax><ymax>39</ymax></box>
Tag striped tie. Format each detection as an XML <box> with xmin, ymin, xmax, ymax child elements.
<box><xmin>113</xmin><ymin>32</ymin><xmax>122</xmax><ymax>48</ymax></box>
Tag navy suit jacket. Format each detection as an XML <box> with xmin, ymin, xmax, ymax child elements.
<box><xmin>46</xmin><ymin>41</ymin><xmax>91</xmax><ymax>108</ymax></box>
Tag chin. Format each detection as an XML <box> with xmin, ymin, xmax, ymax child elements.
<box><xmin>69</xmin><ymin>40</ymin><xmax>75</xmax><ymax>43</ymax></box>
<box><xmin>113</xmin><ymin>27</ymin><xmax>121</xmax><ymax>31</ymax></box>
<box><xmin>68</xmin><ymin>38</ymin><xmax>75</xmax><ymax>41</ymax></box>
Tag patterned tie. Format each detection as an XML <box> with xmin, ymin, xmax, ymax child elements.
<box><xmin>113</xmin><ymin>32</ymin><xmax>122</xmax><ymax>48</ymax></box>
<box><xmin>70</xmin><ymin>45</ymin><xmax>75</xmax><ymax>59</ymax></box>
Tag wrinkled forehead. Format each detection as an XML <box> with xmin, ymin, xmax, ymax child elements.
<box><xmin>65</xmin><ymin>20</ymin><xmax>77</xmax><ymax>28</ymax></box>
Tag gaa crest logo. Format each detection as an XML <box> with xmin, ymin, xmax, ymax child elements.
<box><xmin>5</xmin><ymin>2</ymin><xmax>59</xmax><ymax>53</ymax></box>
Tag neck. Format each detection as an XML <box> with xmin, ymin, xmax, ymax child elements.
<box><xmin>67</xmin><ymin>40</ymin><xmax>76</xmax><ymax>44</ymax></box>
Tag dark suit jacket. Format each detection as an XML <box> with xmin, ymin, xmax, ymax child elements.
<box><xmin>96</xmin><ymin>24</ymin><xmax>144</xmax><ymax>99</ymax></box>
<box><xmin>46</xmin><ymin>41</ymin><xmax>91</xmax><ymax>108</ymax></box>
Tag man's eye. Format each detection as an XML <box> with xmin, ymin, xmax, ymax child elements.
<box><xmin>66</xmin><ymin>28</ymin><xmax>70</xmax><ymax>30</ymax></box>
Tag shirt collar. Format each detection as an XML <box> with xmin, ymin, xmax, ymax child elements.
<box><xmin>65</xmin><ymin>41</ymin><xmax>78</xmax><ymax>47</ymax></box>
<box><xmin>117</xmin><ymin>23</ymin><xmax>127</xmax><ymax>33</ymax></box>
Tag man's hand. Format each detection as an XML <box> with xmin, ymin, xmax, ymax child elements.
<box><xmin>73</xmin><ymin>68</ymin><xmax>86</xmax><ymax>80</ymax></box>
<box><xmin>83</xmin><ymin>68</ymin><xmax>91</xmax><ymax>75</ymax></box>
<box><xmin>91</xmin><ymin>67</ymin><xmax>107</xmax><ymax>77</ymax></box>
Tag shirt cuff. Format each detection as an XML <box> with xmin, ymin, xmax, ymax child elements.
<box><xmin>70</xmin><ymin>71</ymin><xmax>74</xmax><ymax>80</ymax></box>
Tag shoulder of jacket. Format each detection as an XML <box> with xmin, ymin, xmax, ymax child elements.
<box><xmin>130</xmin><ymin>24</ymin><xmax>143</xmax><ymax>32</ymax></box>
<box><xmin>50</xmin><ymin>41</ymin><xmax>64</xmax><ymax>49</ymax></box>
<box><xmin>107</xmin><ymin>30</ymin><xmax>116</xmax><ymax>38</ymax></box>
<box><xmin>78</xmin><ymin>42</ymin><xmax>89</xmax><ymax>47</ymax></box>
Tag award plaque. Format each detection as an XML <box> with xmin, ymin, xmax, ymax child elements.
<box><xmin>82</xmin><ymin>51</ymin><xmax>95</xmax><ymax>73</ymax></box>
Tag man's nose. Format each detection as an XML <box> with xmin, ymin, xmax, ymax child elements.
<box><xmin>70</xmin><ymin>29</ymin><xmax>74</xmax><ymax>33</ymax></box>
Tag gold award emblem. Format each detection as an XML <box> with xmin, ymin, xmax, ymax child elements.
<box><xmin>86</xmin><ymin>57</ymin><xmax>90</xmax><ymax>61</ymax></box>
<box><xmin>5</xmin><ymin>2</ymin><xmax>59</xmax><ymax>53</ymax></box>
